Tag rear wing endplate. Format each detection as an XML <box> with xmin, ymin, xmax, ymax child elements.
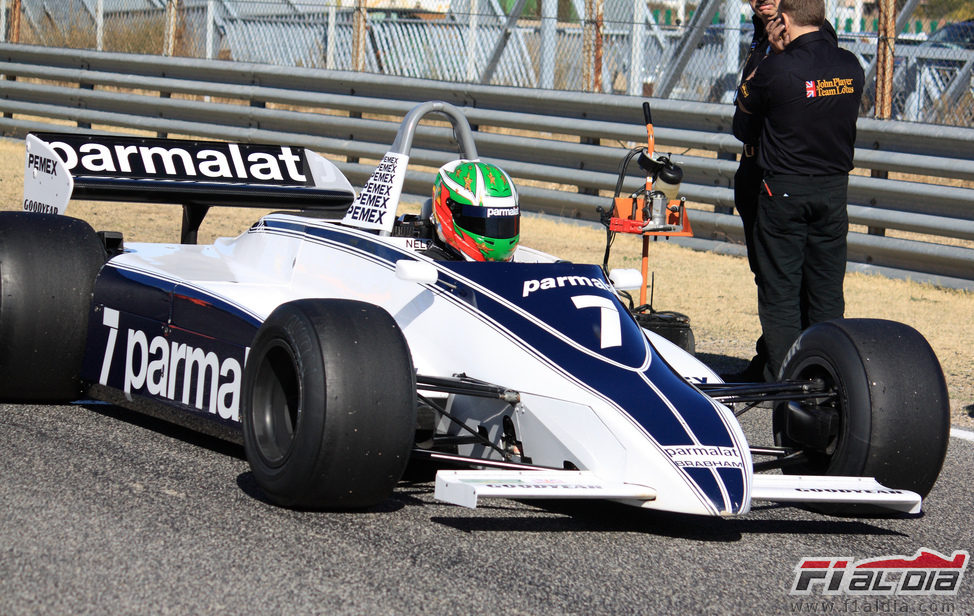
<box><xmin>23</xmin><ymin>132</ymin><xmax>356</xmax><ymax>243</ymax></box>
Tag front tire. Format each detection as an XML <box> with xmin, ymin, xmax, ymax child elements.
<box><xmin>241</xmin><ymin>299</ymin><xmax>416</xmax><ymax>509</ymax></box>
<box><xmin>774</xmin><ymin>318</ymin><xmax>949</xmax><ymax>503</ymax></box>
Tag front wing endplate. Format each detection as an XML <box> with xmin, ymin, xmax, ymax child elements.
<box><xmin>751</xmin><ymin>475</ymin><xmax>922</xmax><ymax>514</ymax></box>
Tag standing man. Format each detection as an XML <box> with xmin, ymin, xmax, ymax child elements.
<box><xmin>728</xmin><ymin>0</ymin><xmax>837</xmax><ymax>382</ymax></box>
<box><xmin>733</xmin><ymin>0</ymin><xmax>780</xmax><ymax>276</ymax></box>
<box><xmin>727</xmin><ymin>0</ymin><xmax>779</xmax><ymax>382</ymax></box>
<box><xmin>735</xmin><ymin>0</ymin><xmax>864</xmax><ymax>380</ymax></box>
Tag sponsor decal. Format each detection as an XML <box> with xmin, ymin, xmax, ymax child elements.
<box><xmin>401</xmin><ymin>238</ymin><xmax>433</xmax><ymax>251</ymax></box>
<box><xmin>98</xmin><ymin>308</ymin><xmax>246</xmax><ymax>421</ymax></box>
<box><xmin>22</xmin><ymin>199</ymin><xmax>60</xmax><ymax>214</ymax></box>
<box><xmin>27</xmin><ymin>152</ymin><xmax>59</xmax><ymax>176</ymax></box>
<box><xmin>794</xmin><ymin>487</ymin><xmax>906</xmax><ymax>495</ymax></box>
<box><xmin>521</xmin><ymin>275</ymin><xmax>611</xmax><ymax>297</ymax></box>
<box><xmin>38</xmin><ymin>133</ymin><xmax>313</xmax><ymax>185</ymax></box>
<box><xmin>663</xmin><ymin>445</ymin><xmax>744</xmax><ymax>469</ymax></box>
<box><xmin>790</xmin><ymin>549</ymin><xmax>968</xmax><ymax>596</ymax></box>
<box><xmin>342</xmin><ymin>152</ymin><xmax>408</xmax><ymax>233</ymax></box>
<box><xmin>805</xmin><ymin>77</ymin><xmax>856</xmax><ymax>98</ymax></box>
<box><xmin>460</xmin><ymin>478</ymin><xmax>603</xmax><ymax>490</ymax></box>
<box><xmin>486</xmin><ymin>206</ymin><xmax>519</xmax><ymax>217</ymax></box>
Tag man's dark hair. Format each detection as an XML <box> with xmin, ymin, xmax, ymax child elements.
<box><xmin>778</xmin><ymin>0</ymin><xmax>825</xmax><ymax>27</ymax></box>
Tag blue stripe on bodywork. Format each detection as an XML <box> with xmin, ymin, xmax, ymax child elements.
<box><xmin>95</xmin><ymin>264</ymin><xmax>261</xmax><ymax>341</ymax></box>
<box><xmin>92</xmin><ymin>263</ymin><xmax>175</xmax><ymax>322</ymax></box>
<box><xmin>684</xmin><ymin>467</ymin><xmax>730</xmax><ymax>513</ymax></box>
<box><xmin>717</xmin><ymin>467</ymin><xmax>747</xmax><ymax>513</ymax></box>
<box><xmin>644</xmin><ymin>358</ymin><xmax>733</xmax><ymax>448</ymax></box>
<box><xmin>172</xmin><ymin>283</ymin><xmax>262</xmax><ymax>340</ymax></box>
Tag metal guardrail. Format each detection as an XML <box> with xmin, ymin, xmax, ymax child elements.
<box><xmin>13</xmin><ymin>0</ymin><xmax>973</xmax><ymax>125</ymax></box>
<box><xmin>0</xmin><ymin>43</ymin><xmax>972</xmax><ymax>289</ymax></box>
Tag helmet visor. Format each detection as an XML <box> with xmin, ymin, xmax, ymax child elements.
<box><xmin>449</xmin><ymin>199</ymin><xmax>520</xmax><ymax>239</ymax></box>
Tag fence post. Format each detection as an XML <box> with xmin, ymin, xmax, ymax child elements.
<box><xmin>96</xmin><ymin>0</ymin><xmax>104</xmax><ymax>51</ymax></box>
<box><xmin>583</xmin><ymin>0</ymin><xmax>604</xmax><ymax>92</ymax></box>
<box><xmin>10</xmin><ymin>0</ymin><xmax>20</xmax><ymax>43</ymax></box>
<box><xmin>164</xmin><ymin>0</ymin><xmax>180</xmax><ymax>56</ymax></box>
<box><xmin>206</xmin><ymin>0</ymin><xmax>214</xmax><ymax>60</ymax></box>
<box><xmin>868</xmin><ymin>0</ymin><xmax>895</xmax><ymax>236</ymax></box>
<box><xmin>352</xmin><ymin>0</ymin><xmax>367</xmax><ymax>72</ymax></box>
<box><xmin>466</xmin><ymin>0</ymin><xmax>479</xmax><ymax>82</ymax></box>
<box><xmin>326</xmin><ymin>4</ymin><xmax>337</xmax><ymax>69</ymax></box>
<box><xmin>874</xmin><ymin>0</ymin><xmax>895</xmax><ymax>119</ymax></box>
<box><xmin>1</xmin><ymin>0</ymin><xmax>10</xmax><ymax>121</ymax></box>
<box><xmin>628</xmin><ymin>0</ymin><xmax>644</xmax><ymax>96</ymax></box>
<box><xmin>540</xmin><ymin>0</ymin><xmax>556</xmax><ymax>89</ymax></box>
<box><xmin>721</xmin><ymin>0</ymin><xmax>740</xmax><ymax>103</ymax></box>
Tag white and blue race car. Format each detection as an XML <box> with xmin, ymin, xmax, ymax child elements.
<box><xmin>1</xmin><ymin>101</ymin><xmax>950</xmax><ymax>517</ymax></box>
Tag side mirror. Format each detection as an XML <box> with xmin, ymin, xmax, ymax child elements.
<box><xmin>609</xmin><ymin>268</ymin><xmax>643</xmax><ymax>291</ymax></box>
<box><xmin>395</xmin><ymin>259</ymin><xmax>439</xmax><ymax>285</ymax></box>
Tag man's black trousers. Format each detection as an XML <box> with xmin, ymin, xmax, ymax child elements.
<box><xmin>753</xmin><ymin>173</ymin><xmax>849</xmax><ymax>378</ymax></box>
<box><xmin>734</xmin><ymin>153</ymin><xmax>763</xmax><ymax>276</ymax></box>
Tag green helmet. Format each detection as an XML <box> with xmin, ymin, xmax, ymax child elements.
<box><xmin>431</xmin><ymin>160</ymin><xmax>520</xmax><ymax>262</ymax></box>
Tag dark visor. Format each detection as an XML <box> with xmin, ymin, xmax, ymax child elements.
<box><xmin>448</xmin><ymin>199</ymin><xmax>519</xmax><ymax>239</ymax></box>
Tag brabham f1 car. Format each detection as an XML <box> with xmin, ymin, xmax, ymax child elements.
<box><xmin>1</xmin><ymin>101</ymin><xmax>950</xmax><ymax>517</ymax></box>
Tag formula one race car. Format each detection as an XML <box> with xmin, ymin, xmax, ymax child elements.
<box><xmin>1</xmin><ymin>101</ymin><xmax>950</xmax><ymax>517</ymax></box>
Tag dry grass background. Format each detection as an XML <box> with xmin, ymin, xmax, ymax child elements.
<box><xmin>2</xmin><ymin>137</ymin><xmax>971</xmax><ymax>427</ymax></box>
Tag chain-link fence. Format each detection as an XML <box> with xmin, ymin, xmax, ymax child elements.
<box><xmin>4</xmin><ymin>0</ymin><xmax>972</xmax><ymax>126</ymax></box>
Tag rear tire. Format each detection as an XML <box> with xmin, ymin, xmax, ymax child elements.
<box><xmin>0</xmin><ymin>212</ymin><xmax>106</xmax><ymax>402</ymax></box>
<box><xmin>241</xmin><ymin>299</ymin><xmax>416</xmax><ymax>509</ymax></box>
<box><xmin>774</xmin><ymin>319</ymin><xmax>949</xmax><ymax>508</ymax></box>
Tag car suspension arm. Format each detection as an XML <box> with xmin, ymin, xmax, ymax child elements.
<box><xmin>416</xmin><ymin>373</ymin><xmax>520</xmax><ymax>404</ymax></box>
<box><xmin>697</xmin><ymin>378</ymin><xmax>832</xmax><ymax>405</ymax></box>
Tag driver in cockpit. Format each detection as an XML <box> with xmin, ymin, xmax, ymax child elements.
<box><xmin>422</xmin><ymin>159</ymin><xmax>520</xmax><ymax>262</ymax></box>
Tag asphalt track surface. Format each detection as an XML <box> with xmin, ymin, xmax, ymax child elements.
<box><xmin>2</xmin><ymin>401</ymin><xmax>972</xmax><ymax>616</ymax></box>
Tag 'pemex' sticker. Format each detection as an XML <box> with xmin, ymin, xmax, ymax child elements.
<box><xmin>342</xmin><ymin>152</ymin><xmax>408</xmax><ymax>234</ymax></box>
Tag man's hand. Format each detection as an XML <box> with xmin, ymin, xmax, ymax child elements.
<box><xmin>768</xmin><ymin>14</ymin><xmax>789</xmax><ymax>52</ymax></box>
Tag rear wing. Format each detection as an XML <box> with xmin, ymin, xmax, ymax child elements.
<box><xmin>23</xmin><ymin>132</ymin><xmax>356</xmax><ymax>243</ymax></box>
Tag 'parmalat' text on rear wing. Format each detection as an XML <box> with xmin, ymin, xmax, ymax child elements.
<box><xmin>23</xmin><ymin>132</ymin><xmax>356</xmax><ymax>243</ymax></box>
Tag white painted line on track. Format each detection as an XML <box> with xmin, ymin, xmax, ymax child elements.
<box><xmin>950</xmin><ymin>427</ymin><xmax>974</xmax><ymax>443</ymax></box>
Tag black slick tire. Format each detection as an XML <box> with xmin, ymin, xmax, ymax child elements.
<box><xmin>241</xmin><ymin>299</ymin><xmax>416</xmax><ymax>509</ymax></box>
<box><xmin>0</xmin><ymin>212</ymin><xmax>106</xmax><ymax>402</ymax></box>
<box><xmin>774</xmin><ymin>318</ymin><xmax>949</xmax><ymax>508</ymax></box>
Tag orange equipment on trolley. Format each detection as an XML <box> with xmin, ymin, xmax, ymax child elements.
<box><xmin>603</xmin><ymin>102</ymin><xmax>693</xmax><ymax>306</ymax></box>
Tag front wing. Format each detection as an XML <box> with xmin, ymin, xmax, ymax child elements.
<box><xmin>435</xmin><ymin>470</ymin><xmax>922</xmax><ymax>514</ymax></box>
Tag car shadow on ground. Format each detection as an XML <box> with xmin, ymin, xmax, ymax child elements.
<box><xmin>397</xmin><ymin>463</ymin><xmax>912</xmax><ymax>539</ymax></box>
<box><xmin>237</xmin><ymin>471</ymin><xmax>419</xmax><ymax>515</ymax></box>
<box><xmin>81</xmin><ymin>402</ymin><xmax>246</xmax><ymax>459</ymax></box>
<box><xmin>427</xmin><ymin>498</ymin><xmax>914</xmax><ymax>541</ymax></box>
